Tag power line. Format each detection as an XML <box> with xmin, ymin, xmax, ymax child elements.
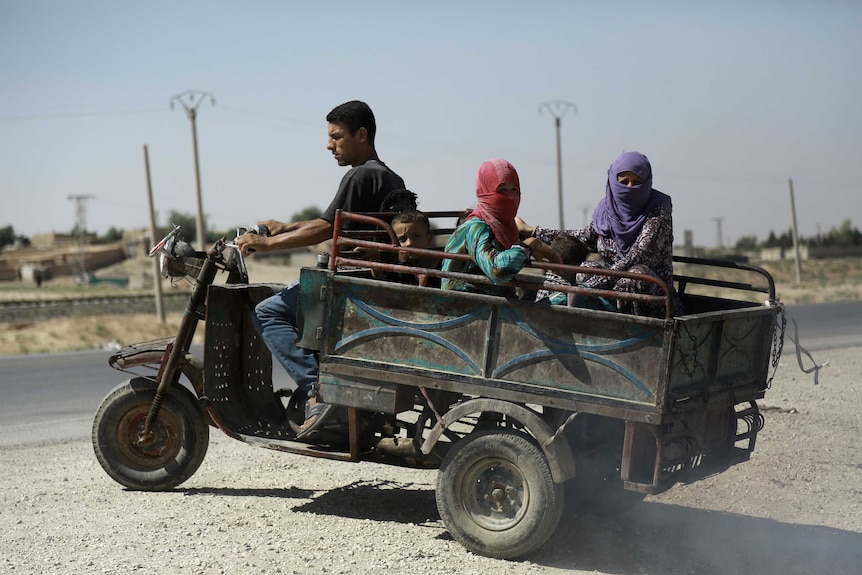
<box><xmin>0</xmin><ymin>108</ymin><xmax>166</xmax><ymax>122</ymax></box>
<box><xmin>217</xmin><ymin>105</ymin><xmax>319</xmax><ymax>128</ymax></box>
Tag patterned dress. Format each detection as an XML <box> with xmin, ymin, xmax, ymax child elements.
<box><xmin>535</xmin><ymin>270</ymin><xmax>616</xmax><ymax>311</ymax></box>
<box><xmin>534</xmin><ymin>202</ymin><xmax>682</xmax><ymax>317</ymax></box>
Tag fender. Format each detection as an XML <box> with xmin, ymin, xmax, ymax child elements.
<box><xmin>110</xmin><ymin>348</ymin><xmax>204</xmax><ymax>397</ymax></box>
<box><xmin>420</xmin><ymin>397</ymin><xmax>576</xmax><ymax>483</ymax></box>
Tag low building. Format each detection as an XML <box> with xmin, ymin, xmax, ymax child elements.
<box><xmin>0</xmin><ymin>242</ymin><xmax>126</xmax><ymax>284</ymax></box>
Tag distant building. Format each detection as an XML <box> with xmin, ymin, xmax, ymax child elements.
<box><xmin>30</xmin><ymin>232</ymin><xmax>97</xmax><ymax>250</ymax></box>
<box><xmin>0</xmin><ymin>241</ymin><xmax>126</xmax><ymax>284</ymax></box>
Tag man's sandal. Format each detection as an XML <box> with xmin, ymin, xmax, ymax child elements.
<box><xmin>295</xmin><ymin>398</ymin><xmax>335</xmax><ymax>440</ymax></box>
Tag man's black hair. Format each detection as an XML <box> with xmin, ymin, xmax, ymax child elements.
<box><xmin>550</xmin><ymin>234</ymin><xmax>589</xmax><ymax>265</ymax></box>
<box><xmin>326</xmin><ymin>100</ymin><xmax>377</xmax><ymax>146</ymax></box>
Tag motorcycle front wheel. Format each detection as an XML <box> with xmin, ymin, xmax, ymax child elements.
<box><xmin>92</xmin><ymin>377</ymin><xmax>209</xmax><ymax>491</ymax></box>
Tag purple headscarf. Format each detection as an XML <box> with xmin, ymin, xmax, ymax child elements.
<box><xmin>591</xmin><ymin>151</ymin><xmax>671</xmax><ymax>255</ymax></box>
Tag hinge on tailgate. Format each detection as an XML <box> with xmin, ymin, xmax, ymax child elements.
<box><xmin>319</xmin><ymin>285</ymin><xmax>327</xmax><ymax>300</ymax></box>
<box><xmin>316</xmin><ymin>327</ymin><xmax>324</xmax><ymax>340</ymax></box>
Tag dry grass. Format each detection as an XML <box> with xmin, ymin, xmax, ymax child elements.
<box><xmin>0</xmin><ymin>259</ymin><xmax>295</xmax><ymax>356</ymax></box>
<box><xmin>676</xmin><ymin>257</ymin><xmax>862</xmax><ymax>304</ymax></box>
<box><xmin>0</xmin><ymin>313</ymin><xmax>194</xmax><ymax>356</ymax></box>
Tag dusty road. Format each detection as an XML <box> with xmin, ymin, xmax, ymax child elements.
<box><xmin>1</xmin><ymin>345</ymin><xmax>860</xmax><ymax>575</ymax></box>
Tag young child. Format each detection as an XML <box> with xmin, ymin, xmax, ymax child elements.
<box><xmin>535</xmin><ymin>234</ymin><xmax>589</xmax><ymax>305</ymax></box>
<box><xmin>535</xmin><ymin>234</ymin><xmax>615</xmax><ymax>311</ymax></box>
<box><xmin>371</xmin><ymin>209</ymin><xmax>442</xmax><ymax>287</ymax></box>
<box><xmin>391</xmin><ymin>209</ymin><xmax>438</xmax><ymax>269</ymax></box>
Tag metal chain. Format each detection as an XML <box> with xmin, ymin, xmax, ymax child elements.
<box><xmin>679</xmin><ymin>323</ymin><xmax>699</xmax><ymax>378</ymax></box>
<box><xmin>766</xmin><ymin>303</ymin><xmax>787</xmax><ymax>389</ymax></box>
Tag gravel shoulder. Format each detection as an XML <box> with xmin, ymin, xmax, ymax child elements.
<box><xmin>2</xmin><ymin>346</ymin><xmax>860</xmax><ymax>575</ymax></box>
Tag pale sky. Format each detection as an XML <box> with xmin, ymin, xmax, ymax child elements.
<box><xmin>1</xmin><ymin>0</ymin><xmax>860</xmax><ymax>248</ymax></box>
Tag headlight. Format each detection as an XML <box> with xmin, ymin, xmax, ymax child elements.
<box><xmin>159</xmin><ymin>239</ymin><xmax>200</xmax><ymax>278</ymax></box>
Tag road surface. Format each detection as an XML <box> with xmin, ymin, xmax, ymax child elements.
<box><xmin>0</xmin><ymin>301</ymin><xmax>858</xmax><ymax>447</ymax></box>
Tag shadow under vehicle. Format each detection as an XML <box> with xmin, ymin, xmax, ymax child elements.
<box><xmin>92</xmin><ymin>212</ymin><xmax>785</xmax><ymax>560</ymax></box>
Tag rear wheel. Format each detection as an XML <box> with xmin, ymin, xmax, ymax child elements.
<box><xmin>92</xmin><ymin>377</ymin><xmax>209</xmax><ymax>491</ymax></box>
<box><xmin>436</xmin><ymin>428</ymin><xmax>563</xmax><ymax>559</ymax></box>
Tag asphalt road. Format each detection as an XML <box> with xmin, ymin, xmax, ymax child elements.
<box><xmin>780</xmin><ymin>300</ymin><xmax>862</xmax><ymax>351</ymax></box>
<box><xmin>0</xmin><ymin>350</ymin><xmax>120</xmax><ymax>446</ymax></box>
<box><xmin>0</xmin><ymin>301</ymin><xmax>858</xmax><ymax>447</ymax></box>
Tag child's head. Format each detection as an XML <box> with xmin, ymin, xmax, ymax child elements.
<box><xmin>551</xmin><ymin>234</ymin><xmax>590</xmax><ymax>284</ymax></box>
<box><xmin>391</xmin><ymin>210</ymin><xmax>434</xmax><ymax>259</ymax></box>
<box><xmin>550</xmin><ymin>235</ymin><xmax>589</xmax><ymax>283</ymax></box>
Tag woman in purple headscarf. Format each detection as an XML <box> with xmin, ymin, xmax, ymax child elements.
<box><xmin>517</xmin><ymin>151</ymin><xmax>682</xmax><ymax>317</ymax></box>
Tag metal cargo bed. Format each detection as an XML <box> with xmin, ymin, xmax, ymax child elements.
<box><xmin>301</xmin><ymin>267</ymin><xmax>779</xmax><ymax>428</ymax></box>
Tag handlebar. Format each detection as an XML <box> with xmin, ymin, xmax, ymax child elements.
<box><xmin>148</xmin><ymin>225</ymin><xmax>253</xmax><ymax>284</ymax></box>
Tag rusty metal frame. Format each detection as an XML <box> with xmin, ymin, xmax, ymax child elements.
<box><xmin>331</xmin><ymin>210</ymin><xmax>675</xmax><ymax>319</ymax></box>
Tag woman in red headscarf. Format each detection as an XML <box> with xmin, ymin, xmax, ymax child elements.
<box><xmin>442</xmin><ymin>159</ymin><xmax>558</xmax><ymax>295</ymax></box>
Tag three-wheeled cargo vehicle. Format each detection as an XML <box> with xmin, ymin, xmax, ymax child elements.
<box><xmin>93</xmin><ymin>210</ymin><xmax>785</xmax><ymax>559</ymax></box>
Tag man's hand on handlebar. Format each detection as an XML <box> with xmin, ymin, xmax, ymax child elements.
<box><xmin>237</xmin><ymin>225</ymin><xmax>271</xmax><ymax>256</ymax></box>
<box><xmin>237</xmin><ymin>233</ymin><xmax>265</xmax><ymax>256</ymax></box>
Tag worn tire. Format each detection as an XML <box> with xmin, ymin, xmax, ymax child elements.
<box><xmin>436</xmin><ymin>428</ymin><xmax>563</xmax><ymax>559</ymax></box>
<box><xmin>92</xmin><ymin>377</ymin><xmax>209</xmax><ymax>491</ymax></box>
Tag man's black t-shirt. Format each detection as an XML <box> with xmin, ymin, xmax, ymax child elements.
<box><xmin>320</xmin><ymin>159</ymin><xmax>406</xmax><ymax>228</ymax></box>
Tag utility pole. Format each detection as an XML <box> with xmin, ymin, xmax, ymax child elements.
<box><xmin>67</xmin><ymin>194</ymin><xmax>95</xmax><ymax>282</ymax></box>
<box><xmin>143</xmin><ymin>145</ymin><xmax>165</xmax><ymax>323</ymax></box>
<box><xmin>539</xmin><ymin>100</ymin><xmax>576</xmax><ymax>230</ymax></box>
<box><xmin>711</xmin><ymin>217</ymin><xmax>724</xmax><ymax>250</ymax></box>
<box><xmin>789</xmin><ymin>178</ymin><xmax>803</xmax><ymax>284</ymax></box>
<box><xmin>171</xmin><ymin>89</ymin><xmax>215</xmax><ymax>250</ymax></box>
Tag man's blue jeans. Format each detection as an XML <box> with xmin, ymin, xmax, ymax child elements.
<box><xmin>252</xmin><ymin>280</ymin><xmax>318</xmax><ymax>399</ymax></box>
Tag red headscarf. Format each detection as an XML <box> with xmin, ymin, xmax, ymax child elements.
<box><xmin>468</xmin><ymin>159</ymin><xmax>521</xmax><ymax>248</ymax></box>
